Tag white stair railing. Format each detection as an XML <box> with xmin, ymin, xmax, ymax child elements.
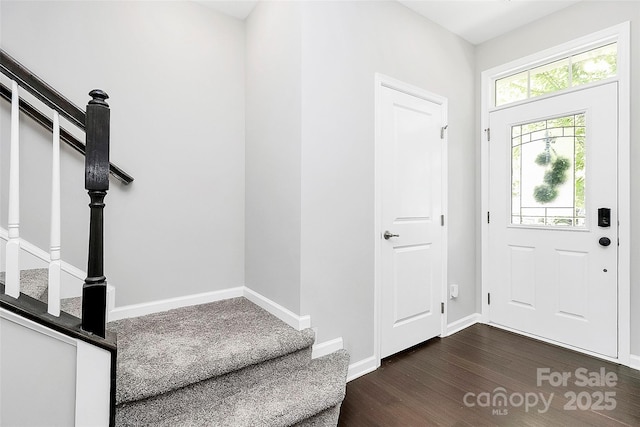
<box><xmin>4</xmin><ymin>81</ymin><xmax>63</xmax><ymax>317</ymax></box>
<box><xmin>5</xmin><ymin>80</ymin><xmax>21</xmax><ymax>298</ymax></box>
<box><xmin>48</xmin><ymin>111</ymin><xmax>62</xmax><ymax>316</ymax></box>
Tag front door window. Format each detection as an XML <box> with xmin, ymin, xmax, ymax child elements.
<box><xmin>511</xmin><ymin>113</ymin><xmax>586</xmax><ymax>227</ymax></box>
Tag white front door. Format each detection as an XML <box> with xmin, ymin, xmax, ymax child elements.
<box><xmin>488</xmin><ymin>83</ymin><xmax>618</xmax><ymax>357</ymax></box>
<box><xmin>378</xmin><ymin>83</ymin><xmax>446</xmax><ymax>358</ymax></box>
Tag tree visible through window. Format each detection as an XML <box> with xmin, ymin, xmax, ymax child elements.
<box><xmin>496</xmin><ymin>43</ymin><xmax>617</xmax><ymax>106</ymax></box>
<box><xmin>511</xmin><ymin>113</ymin><xmax>586</xmax><ymax>227</ymax></box>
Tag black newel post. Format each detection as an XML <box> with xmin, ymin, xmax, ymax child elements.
<box><xmin>82</xmin><ymin>89</ymin><xmax>110</xmax><ymax>337</ymax></box>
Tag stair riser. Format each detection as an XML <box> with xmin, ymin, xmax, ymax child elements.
<box><xmin>116</xmin><ymin>347</ymin><xmax>312</xmax><ymax>426</ymax></box>
<box><xmin>117</xmin><ymin>350</ymin><xmax>348</xmax><ymax>427</ymax></box>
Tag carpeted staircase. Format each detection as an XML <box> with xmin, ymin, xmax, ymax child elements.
<box><xmin>4</xmin><ymin>269</ymin><xmax>350</xmax><ymax>426</ymax></box>
<box><xmin>0</xmin><ymin>268</ymin><xmax>83</xmax><ymax>315</ymax></box>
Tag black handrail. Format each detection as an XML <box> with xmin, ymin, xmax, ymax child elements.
<box><xmin>0</xmin><ymin>83</ymin><xmax>133</xmax><ymax>184</ymax></box>
<box><xmin>1</xmin><ymin>49</ymin><xmax>85</xmax><ymax>129</ymax></box>
<box><xmin>0</xmin><ymin>49</ymin><xmax>133</xmax><ymax>184</ymax></box>
<box><xmin>1</xmin><ymin>49</ymin><xmax>118</xmax><ymax>426</ymax></box>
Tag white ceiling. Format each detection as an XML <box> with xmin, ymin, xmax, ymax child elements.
<box><xmin>397</xmin><ymin>1</ymin><xmax>581</xmax><ymax>44</ymax></box>
<box><xmin>195</xmin><ymin>0</ymin><xmax>259</xmax><ymax>20</ymax></box>
<box><xmin>196</xmin><ymin>0</ymin><xmax>581</xmax><ymax>45</ymax></box>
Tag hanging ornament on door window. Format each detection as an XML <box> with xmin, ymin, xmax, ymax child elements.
<box><xmin>533</xmin><ymin>133</ymin><xmax>570</xmax><ymax>204</ymax></box>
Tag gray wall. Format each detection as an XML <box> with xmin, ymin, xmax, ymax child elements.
<box><xmin>475</xmin><ymin>1</ymin><xmax>640</xmax><ymax>355</ymax></box>
<box><xmin>0</xmin><ymin>1</ymin><xmax>246</xmax><ymax>306</ymax></box>
<box><xmin>245</xmin><ymin>1</ymin><xmax>476</xmax><ymax>362</ymax></box>
<box><xmin>245</xmin><ymin>1</ymin><xmax>302</xmax><ymax>313</ymax></box>
<box><xmin>299</xmin><ymin>1</ymin><xmax>476</xmax><ymax>361</ymax></box>
<box><xmin>2</xmin><ymin>0</ymin><xmax>484</xmax><ymax>366</ymax></box>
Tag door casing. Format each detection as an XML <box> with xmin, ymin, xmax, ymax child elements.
<box><xmin>374</xmin><ymin>73</ymin><xmax>448</xmax><ymax>367</ymax></box>
<box><xmin>480</xmin><ymin>22</ymin><xmax>631</xmax><ymax>365</ymax></box>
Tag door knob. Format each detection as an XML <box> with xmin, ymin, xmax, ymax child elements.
<box><xmin>383</xmin><ymin>231</ymin><xmax>399</xmax><ymax>240</ymax></box>
<box><xmin>599</xmin><ymin>237</ymin><xmax>611</xmax><ymax>247</ymax></box>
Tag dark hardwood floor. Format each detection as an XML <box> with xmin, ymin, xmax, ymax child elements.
<box><xmin>338</xmin><ymin>324</ymin><xmax>640</xmax><ymax>426</ymax></box>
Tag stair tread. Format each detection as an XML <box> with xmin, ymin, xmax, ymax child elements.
<box><xmin>60</xmin><ymin>296</ymin><xmax>82</xmax><ymax>318</ymax></box>
<box><xmin>109</xmin><ymin>297</ymin><xmax>316</xmax><ymax>404</ymax></box>
<box><xmin>0</xmin><ymin>268</ymin><xmax>48</xmax><ymax>302</ymax></box>
<box><xmin>116</xmin><ymin>349</ymin><xmax>349</xmax><ymax>427</ymax></box>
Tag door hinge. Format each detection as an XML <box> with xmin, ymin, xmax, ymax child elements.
<box><xmin>441</xmin><ymin>302</ymin><xmax>445</xmax><ymax>314</ymax></box>
<box><xmin>485</xmin><ymin>128</ymin><xmax>490</xmax><ymax>141</ymax></box>
<box><xmin>488</xmin><ymin>293</ymin><xmax>491</xmax><ymax>305</ymax></box>
<box><xmin>441</xmin><ymin>214</ymin><xmax>445</xmax><ymax>226</ymax></box>
<box><xmin>440</xmin><ymin>125</ymin><xmax>448</xmax><ymax>139</ymax></box>
<box><xmin>487</xmin><ymin>211</ymin><xmax>490</xmax><ymax>224</ymax></box>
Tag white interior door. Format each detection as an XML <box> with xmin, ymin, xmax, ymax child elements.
<box><xmin>379</xmin><ymin>84</ymin><xmax>446</xmax><ymax>359</ymax></box>
<box><xmin>488</xmin><ymin>83</ymin><xmax>618</xmax><ymax>357</ymax></box>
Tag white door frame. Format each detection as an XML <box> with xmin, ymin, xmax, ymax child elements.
<box><xmin>480</xmin><ymin>22</ymin><xmax>631</xmax><ymax>365</ymax></box>
<box><xmin>374</xmin><ymin>73</ymin><xmax>448</xmax><ymax>367</ymax></box>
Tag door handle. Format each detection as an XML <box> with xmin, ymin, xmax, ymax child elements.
<box><xmin>599</xmin><ymin>237</ymin><xmax>611</xmax><ymax>247</ymax></box>
<box><xmin>383</xmin><ymin>231</ymin><xmax>399</xmax><ymax>240</ymax></box>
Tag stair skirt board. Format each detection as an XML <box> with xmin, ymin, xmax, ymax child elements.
<box><xmin>311</xmin><ymin>337</ymin><xmax>344</xmax><ymax>360</ymax></box>
<box><xmin>243</xmin><ymin>287</ymin><xmax>311</xmax><ymax>330</ymax></box>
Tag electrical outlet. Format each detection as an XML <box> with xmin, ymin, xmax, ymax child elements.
<box><xmin>450</xmin><ymin>284</ymin><xmax>459</xmax><ymax>299</ymax></box>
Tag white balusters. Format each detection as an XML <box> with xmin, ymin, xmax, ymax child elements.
<box><xmin>5</xmin><ymin>80</ymin><xmax>21</xmax><ymax>298</ymax></box>
<box><xmin>4</xmin><ymin>82</ymin><xmax>65</xmax><ymax>315</ymax></box>
<box><xmin>48</xmin><ymin>111</ymin><xmax>61</xmax><ymax>316</ymax></box>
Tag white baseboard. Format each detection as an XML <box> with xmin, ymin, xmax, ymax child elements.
<box><xmin>107</xmin><ymin>285</ymin><xmax>313</xmax><ymax>330</ymax></box>
<box><xmin>445</xmin><ymin>313</ymin><xmax>481</xmax><ymax>336</ymax></box>
<box><xmin>243</xmin><ymin>287</ymin><xmax>311</xmax><ymax>330</ymax></box>
<box><xmin>108</xmin><ymin>287</ymin><xmax>244</xmax><ymax>321</ymax></box>
<box><xmin>312</xmin><ymin>337</ymin><xmax>343</xmax><ymax>359</ymax></box>
<box><xmin>629</xmin><ymin>354</ymin><xmax>640</xmax><ymax>371</ymax></box>
<box><xmin>347</xmin><ymin>355</ymin><xmax>378</xmax><ymax>382</ymax></box>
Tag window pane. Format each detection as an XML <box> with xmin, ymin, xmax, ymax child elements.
<box><xmin>530</xmin><ymin>59</ymin><xmax>569</xmax><ymax>98</ymax></box>
<box><xmin>572</xmin><ymin>43</ymin><xmax>617</xmax><ymax>86</ymax></box>
<box><xmin>511</xmin><ymin>113</ymin><xmax>586</xmax><ymax>227</ymax></box>
<box><xmin>493</xmin><ymin>43</ymin><xmax>618</xmax><ymax>107</ymax></box>
<box><xmin>496</xmin><ymin>71</ymin><xmax>528</xmax><ymax>106</ymax></box>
